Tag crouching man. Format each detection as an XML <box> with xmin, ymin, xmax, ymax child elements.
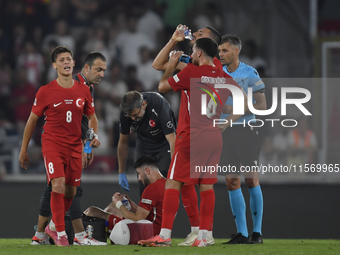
<box><xmin>84</xmin><ymin>156</ymin><xmax>166</xmax><ymax>243</ymax></box>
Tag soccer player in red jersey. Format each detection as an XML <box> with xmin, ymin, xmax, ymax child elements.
<box><xmin>138</xmin><ymin>38</ymin><xmax>248</xmax><ymax>247</ymax></box>
<box><xmin>152</xmin><ymin>25</ymin><xmax>222</xmax><ymax>246</ymax></box>
<box><xmin>31</xmin><ymin>52</ymin><xmax>107</xmax><ymax>246</ymax></box>
<box><xmin>84</xmin><ymin>155</ymin><xmax>165</xmax><ymax>238</ymax></box>
<box><xmin>19</xmin><ymin>46</ymin><xmax>99</xmax><ymax>246</ymax></box>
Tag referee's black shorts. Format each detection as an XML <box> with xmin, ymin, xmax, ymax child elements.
<box><xmin>220</xmin><ymin>125</ymin><xmax>261</xmax><ymax>175</ymax></box>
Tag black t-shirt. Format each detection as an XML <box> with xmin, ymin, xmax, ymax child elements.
<box><xmin>74</xmin><ymin>73</ymin><xmax>94</xmax><ymax>140</ymax></box>
<box><xmin>119</xmin><ymin>92</ymin><xmax>177</xmax><ymax>153</ymax></box>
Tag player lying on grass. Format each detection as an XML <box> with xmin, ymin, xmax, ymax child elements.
<box><xmin>84</xmin><ymin>155</ymin><xmax>165</xmax><ymax>239</ymax></box>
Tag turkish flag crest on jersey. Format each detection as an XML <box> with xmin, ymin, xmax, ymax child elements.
<box><xmin>149</xmin><ymin>119</ymin><xmax>155</xmax><ymax>127</ymax></box>
<box><xmin>75</xmin><ymin>97</ymin><xmax>85</xmax><ymax>109</ymax></box>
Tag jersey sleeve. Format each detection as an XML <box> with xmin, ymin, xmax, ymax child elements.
<box><xmin>158</xmin><ymin>97</ymin><xmax>176</xmax><ymax>136</ymax></box>
<box><xmin>83</xmin><ymin>88</ymin><xmax>95</xmax><ymax>116</ymax></box>
<box><xmin>31</xmin><ymin>87</ymin><xmax>47</xmax><ymax>117</ymax></box>
<box><xmin>119</xmin><ymin>110</ymin><xmax>131</xmax><ymax>135</ymax></box>
<box><xmin>138</xmin><ymin>184</ymin><xmax>159</xmax><ymax>212</ymax></box>
<box><xmin>248</xmin><ymin>67</ymin><xmax>265</xmax><ymax>93</ymax></box>
<box><xmin>167</xmin><ymin>66</ymin><xmax>191</xmax><ymax>92</ymax></box>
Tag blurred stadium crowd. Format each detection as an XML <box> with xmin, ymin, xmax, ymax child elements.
<box><xmin>0</xmin><ymin>0</ymin><xmax>322</xmax><ymax>178</ymax></box>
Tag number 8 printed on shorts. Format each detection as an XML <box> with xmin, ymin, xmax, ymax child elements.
<box><xmin>48</xmin><ymin>162</ymin><xmax>54</xmax><ymax>174</ymax></box>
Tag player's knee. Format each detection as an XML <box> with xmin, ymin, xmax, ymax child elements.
<box><xmin>165</xmin><ymin>179</ymin><xmax>182</xmax><ymax>190</ymax></box>
<box><xmin>83</xmin><ymin>206</ymin><xmax>96</xmax><ymax>216</ymax></box>
<box><xmin>51</xmin><ymin>183</ymin><xmax>65</xmax><ymax>194</ymax></box>
<box><xmin>245</xmin><ymin>178</ymin><xmax>259</xmax><ymax>188</ymax></box>
<box><xmin>64</xmin><ymin>190</ymin><xmax>76</xmax><ymax>199</ymax></box>
<box><xmin>225</xmin><ymin>177</ymin><xmax>241</xmax><ymax>190</ymax></box>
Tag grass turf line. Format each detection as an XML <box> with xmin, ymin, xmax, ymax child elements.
<box><xmin>0</xmin><ymin>239</ymin><xmax>340</xmax><ymax>255</ymax></box>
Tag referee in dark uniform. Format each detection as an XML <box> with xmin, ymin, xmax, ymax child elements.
<box><xmin>118</xmin><ymin>90</ymin><xmax>176</xmax><ymax>194</ymax></box>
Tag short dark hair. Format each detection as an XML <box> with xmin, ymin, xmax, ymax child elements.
<box><xmin>134</xmin><ymin>155</ymin><xmax>158</xmax><ymax>169</ymax></box>
<box><xmin>50</xmin><ymin>46</ymin><xmax>73</xmax><ymax>63</ymax></box>
<box><xmin>83</xmin><ymin>52</ymin><xmax>106</xmax><ymax>68</ymax></box>
<box><xmin>220</xmin><ymin>34</ymin><xmax>242</xmax><ymax>51</ymax></box>
<box><xmin>195</xmin><ymin>38</ymin><xmax>218</xmax><ymax>58</ymax></box>
<box><xmin>205</xmin><ymin>26</ymin><xmax>221</xmax><ymax>45</ymax></box>
<box><xmin>120</xmin><ymin>90</ymin><xmax>143</xmax><ymax>114</ymax></box>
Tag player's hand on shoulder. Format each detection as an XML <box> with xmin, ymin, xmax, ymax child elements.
<box><xmin>19</xmin><ymin>151</ymin><xmax>29</xmax><ymax>169</ymax></box>
<box><xmin>172</xmin><ymin>24</ymin><xmax>187</xmax><ymax>42</ymax></box>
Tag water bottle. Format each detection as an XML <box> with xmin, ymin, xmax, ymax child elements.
<box><xmin>179</xmin><ymin>54</ymin><xmax>192</xmax><ymax>63</ymax></box>
<box><xmin>184</xmin><ymin>30</ymin><xmax>193</xmax><ymax>40</ymax></box>
<box><xmin>122</xmin><ymin>196</ymin><xmax>131</xmax><ymax>210</ymax></box>
<box><xmin>178</xmin><ymin>25</ymin><xmax>193</xmax><ymax>40</ymax></box>
<box><xmin>84</xmin><ymin>128</ymin><xmax>94</xmax><ymax>153</ymax></box>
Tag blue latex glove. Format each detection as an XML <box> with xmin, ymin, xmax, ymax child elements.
<box><xmin>119</xmin><ymin>173</ymin><xmax>130</xmax><ymax>191</ymax></box>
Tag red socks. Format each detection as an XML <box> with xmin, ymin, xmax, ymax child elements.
<box><xmin>51</xmin><ymin>191</ymin><xmax>65</xmax><ymax>232</ymax></box>
<box><xmin>51</xmin><ymin>192</ymin><xmax>74</xmax><ymax>232</ymax></box>
<box><xmin>200</xmin><ymin>189</ymin><xmax>215</xmax><ymax>231</ymax></box>
<box><xmin>161</xmin><ymin>189</ymin><xmax>180</xmax><ymax>230</ymax></box>
<box><xmin>181</xmin><ymin>184</ymin><xmax>200</xmax><ymax>227</ymax></box>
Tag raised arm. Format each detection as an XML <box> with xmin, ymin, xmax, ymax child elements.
<box><xmin>159</xmin><ymin>51</ymin><xmax>183</xmax><ymax>93</ymax></box>
<box><xmin>152</xmin><ymin>24</ymin><xmax>188</xmax><ymax>72</ymax></box>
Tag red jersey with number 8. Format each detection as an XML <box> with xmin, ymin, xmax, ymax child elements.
<box><xmin>32</xmin><ymin>79</ymin><xmax>95</xmax><ymax>158</ymax></box>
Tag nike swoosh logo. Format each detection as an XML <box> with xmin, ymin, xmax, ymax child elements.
<box><xmin>168</xmin><ymin>150</ymin><xmax>171</xmax><ymax>153</ymax></box>
<box><xmin>75</xmin><ymin>178</ymin><xmax>81</xmax><ymax>182</ymax></box>
<box><xmin>54</xmin><ymin>102</ymin><xmax>62</xmax><ymax>107</ymax></box>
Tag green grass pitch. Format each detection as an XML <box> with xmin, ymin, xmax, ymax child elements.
<box><xmin>1</xmin><ymin>239</ymin><xmax>340</xmax><ymax>255</ymax></box>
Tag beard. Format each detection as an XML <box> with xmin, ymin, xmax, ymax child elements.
<box><xmin>141</xmin><ymin>176</ymin><xmax>151</xmax><ymax>187</ymax></box>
